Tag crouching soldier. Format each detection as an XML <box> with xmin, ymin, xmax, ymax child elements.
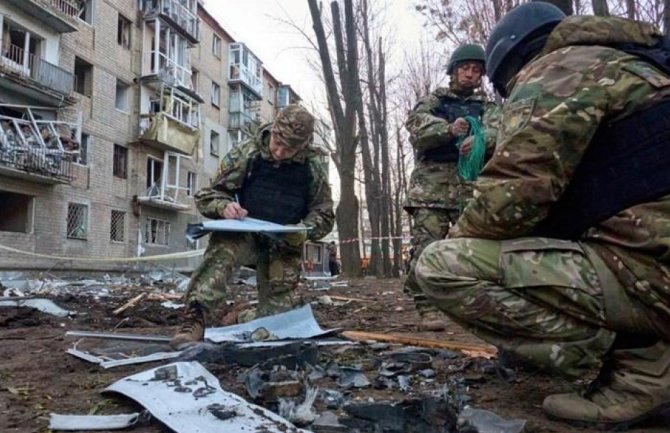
<box><xmin>171</xmin><ymin>104</ymin><xmax>334</xmax><ymax>348</ymax></box>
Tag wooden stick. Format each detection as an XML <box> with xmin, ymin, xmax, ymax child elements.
<box><xmin>341</xmin><ymin>330</ymin><xmax>497</xmax><ymax>358</ymax></box>
<box><xmin>328</xmin><ymin>295</ymin><xmax>370</xmax><ymax>303</ymax></box>
<box><xmin>113</xmin><ymin>293</ymin><xmax>146</xmax><ymax>315</ymax></box>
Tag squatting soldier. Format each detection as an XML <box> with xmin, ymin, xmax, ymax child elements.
<box><xmin>171</xmin><ymin>104</ymin><xmax>334</xmax><ymax>348</ymax></box>
<box><xmin>416</xmin><ymin>3</ymin><xmax>670</xmax><ymax>429</ymax></box>
<box><xmin>403</xmin><ymin>44</ymin><xmax>498</xmax><ymax>331</ymax></box>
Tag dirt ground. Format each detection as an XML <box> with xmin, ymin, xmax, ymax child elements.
<box><xmin>1</xmin><ymin>276</ymin><xmax>668</xmax><ymax>433</ymax></box>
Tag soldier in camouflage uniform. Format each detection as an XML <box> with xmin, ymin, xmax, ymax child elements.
<box><xmin>171</xmin><ymin>104</ymin><xmax>334</xmax><ymax>348</ymax></box>
<box><xmin>415</xmin><ymin>3</ymin><xmax>670</xmax><ymax>429</ymax></box>
<box><xmin>403</xmin><ymin>44</ymin><xmax>499</xmax><ymax>331</ymax></box>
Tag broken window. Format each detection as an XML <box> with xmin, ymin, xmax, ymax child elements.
<box><xmin>113</xmin><ymin>144</ymin><xmax>127</xmax><ymax>179</ymax></box>
<box><xmin>210</xmin><ymin>130</ymin><xmax>220</xmax><ymax>156</ymax></box>
<box><xmin>79</xmin><ymin>0</ymin><xmax>94</xmax><ymax>24</ymax></box>
<box><xmin>212</xmin><ymin>35</ymin><xmax>221</xmax><ymax>58</ymax></box>
<box><xmin>67</xmin><ymin>203</ymin><xmax>88</xmax><ymax>240</ymax></box>
<box><xmin>75</xmin><ymin>133</ymin><xmax>89</xmax><ymax>165</ymax></box>
<box><xmin>117</xmin><ymin>14</ymin><xmax>131</xmax><ymax>49</ymax></box>
<box><xmin>191</xmin><ymin>68</ymin><xmax>199</xmax><ymax>92</ymax></box>
<box><xmin>110</xmin><ymin>210</ymin><xmax>125</xmax><ymax>242</ymax></box>
<box><xmin>146</xmin><ymin>157</ymin><xmax>163</xmax><ymax>194</ymax></box>
<box><xmin>115</xmin><ymin>79</ymin><xmax>130</xmax><ymax>112</ymax></box>
<box><xmin>0</xmin><ymin>191</ymin><xmax>33</xmax><ymax>233</ymax></box>
<box><xmin>145</xmin><ymin>218</ymin><xmax>170</xmax><ymax>245</ymax></box>
<box><xmin>186</xmin><ymin>171</ymin><xmax>196</xmax><ymax>196</ymax></box>
<box><xmin>211</xmin><ymin>81</ymin><xmax>220</xmax><ymax>107</ymax></box>
<box><xmin>1</xmin><ymin>20</ymin><xmax>41</xmax><ymax>76</ymax></box>
<box><xmin>74</xmin><ymin>57</ymin><xmax>93</xmax><ymax>97</ymax></box>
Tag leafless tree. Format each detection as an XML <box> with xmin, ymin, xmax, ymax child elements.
<box><xmin>308</xmin><ymin>0</ymin><xmax>362</xmax><ymax>277</ymax></box>
<box><xmin>592</xmin><ymin>0</ymin><xmax>610</xmax><ymax>15</ymax></box>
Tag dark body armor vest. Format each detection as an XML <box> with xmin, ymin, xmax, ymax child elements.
<box><xmin>240</xmin><ymin>156</ymin><xmax>312</xmax><ymax>225</ymax></box>
<box><xmin>536</xmin><ymin>99</ymin><xmax>670</xmax><ymax>239</ymax></box>
<box><xmin>419</xmin><ymin>96</ymin><xmax>484</xmax><ymax>163</ymax></box>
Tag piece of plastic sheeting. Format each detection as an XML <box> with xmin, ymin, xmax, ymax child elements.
<box><xmin>67</xmin><ymin>348</ymin><xmax>181</xmax><ymax>369</ymax></box>
<box><xmin>457</xmin><ymin>407</ymin><xmax>526</xmax><ymax>433</ymax></box>
<box><xmin>104</xmin><ymin>362</ymin><xmax>307</xmax><ymax>433</ymax></box>
<box><xmin>205</xmin><ymin>304</ymin><xmax>337</xmax><ymax>343</ymax></box>
<box><xmin>0</xmin><ymin>298</ymin><xmax>73</xmax><ymax>317</ymax></box>
<box><xmin>49</xmin><ymin>413</ymin><xmax>141</xmax><ymax>430</ymax></box>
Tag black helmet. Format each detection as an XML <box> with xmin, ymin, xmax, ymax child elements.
<box><xmin>486</xmin><ymin>2</ymin><xmax>566</xmax><ymax>96</ymax></box>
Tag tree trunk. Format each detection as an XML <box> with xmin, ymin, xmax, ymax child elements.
<box><xmin>592</xmin><ymin>0</ymin><xmax>609</xmax><ymax>16</ymax></box>
<box><xmin>358</xmin><ymin>102</ymin><xmax>383</xmax><ymax>276</ymax></box>
<box><xmin>377</xmin><ymin>37</ymin><xmax>392</xmax><ymax>276</ymax></box>
<box><xmin>625</xmin><ymin>0</ymin><xmax>636</xmax><ymax>19</ymax></box>
<box><xmin>308</xmin><ymin>0</ymin><xmax>361</xmax><ymax>277</ymax></box>
<box><xmin>543</xmin><ymin>0</ymin><xmax>573</xmax><ymax>15</ymax></box>
<box><xmin>664</xmin><ymin>0</ymin><xmax>670</xmax><ymax>33</ymax></box>
<box><xmin>392</xmin><ymin>125</ymin><xmax>405</xmax><ymax>277</ymax></box>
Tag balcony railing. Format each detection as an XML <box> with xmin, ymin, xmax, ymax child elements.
<box><xmin>144</xmin><ymin>51</ymin><xmax>192</xmax><ymax>90</ymax></box>
<box><xmin>229</xmin><ymin>111</ymin><xmax>260</xmax><ymax>130</ymax></box>
<box><xmin>0</xmin><ymin>43</ymin><xmax>74</xmax><ymax>95</ymax></box>
<box><xmin>48</xmin><ymin>0</ymin><xmax>80</xmax><ymax>18</ymax></box>
<box><xmin>228</xmin><ymin>64</ymin><xmax>263</xmax><ymax>98</ymax></box>
<box><xmin>4</xmin><ymin>0</ymin><xmax>79</xmax><ymax>33</ymax></box>
<box><xmin>141</xmin><ymin>0</ymin><xmax>200</xmax><ymax>43</ymax></box>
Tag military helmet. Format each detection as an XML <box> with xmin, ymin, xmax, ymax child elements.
<box><xmin>486</xmin><ymin>2</ymin><xmax>566</xmax><ymax>96</ymax></box>
<box><xmin>271</xmin><ymin>104</ymin><xmax>315</xmax><ymax>149</ymax></box>
<box><xmin>447</xmin><ymin>44</ymin><xmax>486</xmax><ymax>74</ymax></box>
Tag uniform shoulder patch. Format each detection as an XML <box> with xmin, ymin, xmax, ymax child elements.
<box><xmin>501</xmin><ymin>97</ymin><xmax>536</xmax><ymax>137</ymax></box>
<box><xmin>623</xmin><ymin>61</ymin><xmax>670</xmax><ymax>88</ymax></box>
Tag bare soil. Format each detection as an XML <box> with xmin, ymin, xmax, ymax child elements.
<box><xmin>1</xmin><ymin>277</ymin><xmax>668</xmax><ymax>433</ymax></box>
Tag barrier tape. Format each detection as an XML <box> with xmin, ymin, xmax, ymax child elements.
<box><xmin>335</xmin><ymin>235</ymin><xmax>411</xmax><ymax>245</ymax></box>
<box><xmin>0</xmin><ymin>243</ymin><xmax>205</xmax><ymax>263</ymax></box>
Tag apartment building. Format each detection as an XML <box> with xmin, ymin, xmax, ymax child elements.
<box><xmin>0</xmin><ymin>0</ymin><xmax>323</xmax><ymax>272</ymax></box>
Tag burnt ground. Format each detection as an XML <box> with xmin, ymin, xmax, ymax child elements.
<box><xmin>0</xmin><ymin>277</ymin><xmax>669</xmax><ymax>433</ymax></box>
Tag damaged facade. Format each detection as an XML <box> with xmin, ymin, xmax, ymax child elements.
<box><xmin>0</xmin><ymin>0</ymin><xmax>327</xmax><ymax>272</ymax></box>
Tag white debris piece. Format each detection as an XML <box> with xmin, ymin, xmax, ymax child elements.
<box><xmin>49</xmin><ymin>413</ymin><xmax>142</xmax><ymax>430</ymax></box>
<box><xmin>104</xmin><ymin>362</ymin><xmax>308</xmax><ymax>433</ymax></box>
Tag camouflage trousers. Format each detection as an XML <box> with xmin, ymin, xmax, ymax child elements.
<box><xmin>403</xmin><ymin>207</ymin><xmax>460</xmax><ymax>314</ymax></box>
<box><xmin>184</xmin><ymin>232</ymin><xmax>301</xmax><ymax>317</ymax></box>
<box><xmin>415</xmin><ymin>237</ymin><xmax>620</xmax><ymax>378</ymax></box>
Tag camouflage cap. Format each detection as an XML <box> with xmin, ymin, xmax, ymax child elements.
<box><xmin>271</xmin><ymin>104</ymin><xmax>315</xmax><ymax>149</ymax></box>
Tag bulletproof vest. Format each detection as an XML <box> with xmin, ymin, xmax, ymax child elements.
<box><xmin>419</xmin><ymin>97</ymin><xmax>484</xmax><ymax>163</ymax></box>
<box><xmin>535</xmin><ymin>98</ymin><xmax>670</xmax><ymax>239</ymax></box>
<box><xmin>240</xmin><ymin>156</ymin><xmax>312</xmax><ymax>225</ymax></box>
<box><xmin>616</xmin><ymin>36</ymin><xmax>670</xmax><ymax>77</ymax></box>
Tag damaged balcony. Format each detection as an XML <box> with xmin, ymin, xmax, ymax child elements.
<box><xmin>140</xmin><ymin>19</ymin><xmax>196</xmax><ymax>92</ymax></box>
<box><xmin>140</xmin><ymin>0</ymin><xmax>200</xmax><ymax>44</ymax></box>
<box><xmin>136</xmin><ymin>151</ymin><xmax>192</xmax><ymax>212</ymax></box>
<box><xmin>0</xmin><ymin>105</ymin><xmax>80</xmax><ymax>184</ymax></box>
<box><xmin>0</xmin><ymin>42</ymin><xmax>75</xmax><ymax>105</ymax></box>
<box><xmin>228</xmin><ymin>43</ymin><xmax>263</xmax><ymax>99</ymax></box>
<box><xmin>229</xmin><ymin>86</ymin><xmax>261</xmax><ymax>132</ymax></box>
<box><xmin>277</xmin><ymin>84</ymin><xmax>300</xmax><ymax>110</ymax></box>
<box><xmin>139</xmin><ymin>84</ymin><xmax>201</xmax><ymax>155</ymax></box>
<box><xmin>3</xmin><ymin>0</ymin><xmax>80</xmax><ymax>33</ymax></box>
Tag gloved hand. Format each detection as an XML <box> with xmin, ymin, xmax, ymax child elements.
<box><xmin>283</xmin><ymin>224</ymin><xmax>309</xmax><ymax>246</ymax></box>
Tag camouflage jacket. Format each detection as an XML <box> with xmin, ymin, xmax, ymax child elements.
<box><xmin>404</xmin><ymin>83</ymin><xmax>498</xmax><ymax>210</ymax></box>
<box><xmin>195</xmin><ymin>123</ymin><xmax>335</xmax><ymax>240</ymax></box>
<box><xmin>451</xmin><ymin>16</ymin><xmax>670</xmax><ymax>312</ymax></box>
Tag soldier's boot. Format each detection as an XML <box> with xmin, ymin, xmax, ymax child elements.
<box><xmin>170</xmin><ymin>302</ymin><xmax>208</xmax><ymax>349</ymax></box>
<box><xmin>543</xmin><ymin>342</ymin><xmax>670</xmax><ymax>429</ymax></box>
<box><xmin>418</xmin><ymin>310</ymin><xmax>447</xmax><ymax>332</ymax></box>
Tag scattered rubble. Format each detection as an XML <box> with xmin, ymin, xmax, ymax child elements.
<box><xmin>7</xmin><ymin>274</ymin><xmax>660</xmax><ymax>433</ymax></box>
